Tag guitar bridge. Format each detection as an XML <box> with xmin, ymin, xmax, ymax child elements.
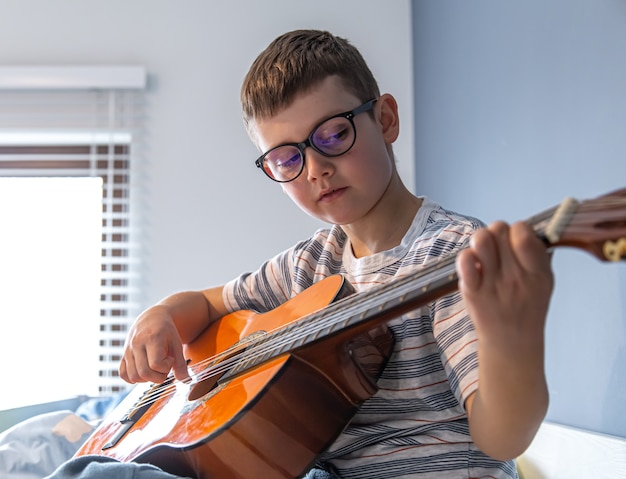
<box><xmin>102</xmin><ymin>376</ymin><xmax>174</xmax><ymax>450</ymax></box>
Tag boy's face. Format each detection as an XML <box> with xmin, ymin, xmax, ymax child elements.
<box><xmin>251</xmin><ymin>76</ymin><xmax>398</xmax><ymax>226</ymax></box>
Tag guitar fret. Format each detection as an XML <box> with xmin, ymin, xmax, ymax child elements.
<box><xmin>311</xmin><ymin>328</ymin><xmax>323</xmax><ymax>341</ymax></box>
<box><xmin>76</xmin><ymin>188</ymin><xmax>626</xmax><ymax>474</ymax></box>
<box><xmin>242</xmin><ymin>195</ymin><xmax>596</xmax><ymax>374</ymax></box>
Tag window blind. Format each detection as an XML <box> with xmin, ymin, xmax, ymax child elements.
<box><xmin>0</xmin><ymin>68</ymin><xmax>145</xmax><ymax>395</ymax></box>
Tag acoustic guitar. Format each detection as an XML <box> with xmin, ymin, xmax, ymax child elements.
<box><xmin>76</xmin><ymin>188</ymin><xmax>626</xmax><ymax>478</ymax></box>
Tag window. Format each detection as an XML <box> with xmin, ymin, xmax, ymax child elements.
<box><xmin>0</xmin><ymin>67</ymin><xmax>146</xmax><ymax>404</ymax></box>
<box><xmin>0</xmin><ymin>176</ymin><xmax>102</xmax><ymax>409</ymax></box>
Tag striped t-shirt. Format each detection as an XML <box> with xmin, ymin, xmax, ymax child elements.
<box><xmin>222</xmin><ymin>197</ymin><xmax>518</xmax><ymax>479</ymax></box>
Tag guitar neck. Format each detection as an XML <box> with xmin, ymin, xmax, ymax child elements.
<box><xmin>230</xmin><ymin>189</ymin><xmax>626</xmax><ymax>377</ymax></box>
<box><xmin>282</xmin><ymin>253</ymin><xmax>460</xmax><ymax>346</ymax></box>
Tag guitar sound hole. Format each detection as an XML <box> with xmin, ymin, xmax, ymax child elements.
<box><xmin>188</xmin><ymin>371</ymin><xmax>224</xmax><ymax>401</ymax></box>
<box><xmin>186</xmin><ymin>331</ymin><xmax>265</xmax><ymax>402</ymax></box>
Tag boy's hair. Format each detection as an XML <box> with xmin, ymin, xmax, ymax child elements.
<box><xmin>241</xmin><ymin>29</ymin><xmax>380</xmax><ymax>133</ymax></box>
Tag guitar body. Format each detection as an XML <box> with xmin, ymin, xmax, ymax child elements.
<box><xmin>76</xmin><ymin>275</ymin><xmax>395</xmax><ymax>478</ymax></box>
<box><xmin>76</xmin><ymin>188</ymin><xmax>626</xmax><ymax>479</ymax></box>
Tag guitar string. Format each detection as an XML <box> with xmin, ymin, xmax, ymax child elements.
<box><xmin>125</xmin><ymin>209</ymin><xmax>555</xmax><ymax>409</ymax></box>
<box><xmin>125</xmin><ymin>197</ymin><xmax>626</xmax><ymax>409</ymax></box>
<box><xmin>130</xmin><ymin>289</ymin><xmax>369</xmax><ymax>405</ymax></box>
<box><xmin>125</xmin><ymin>204</ymin><xmax>560</xmax><ymax>408</ymax></box>
<box><xmin>131</xmin><ymin>255</ymin><xmax>462</xmax><ymax>408</ymax></box>
<box><xmin>131</xmin><ymin>195</ymin><xmax>626</xmax><ymax>409</ymax></box>
<box><xmin>165</xmin><ymin>194</ymin><xmax>626</xmax><ymax>383</ymax></box>
<box><xmin>130</xmin><ymin>203</ymin><xmax>557</xmax><ymax>407</ymax></box>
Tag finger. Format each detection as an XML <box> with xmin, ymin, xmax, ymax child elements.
<box><xmin>143</xmin><ymin>343</ymin><xmax>175</xmax><ymax>381</ymax></box>
<box><xmin>119</xmin><ymin>350</ymin><xmax>142</xmax><ymax>384</ymax></box>
<box><xmin>509</xmin><ymin>221</ymin><xmax>550</xmax><ymax>273</ymax></box>
<box><xmin>487</xmin><ymin>221</ymin><xmax>518</xmax><ymax>271</ymax></box>
<box><xmin>121</xmin><ymin>341</ymin><xmax>169</xmax><ymax>384</ymax></box>
<box><xmin>145</xmin><ymin>339</ymin><xmax>189</xmax><ymax>382</ymax></box>
<box><xmin>164</xmin><ymin>337</ymin><xmax>190</xmax><ymax>381</ymax></box>
<box><xmin>463</xmin><ymin>226</ymin><xmax>501</xmax><ymax>288</ymax></box>
<box><xmin>456</xmin><ymin>248</ymin><xmax>483</xmax><ymax>292</ymax></box>
<box><xmin>119</xmin><ymin>356</ymin><xmax>130</xmax><ymax>383</ymax></box>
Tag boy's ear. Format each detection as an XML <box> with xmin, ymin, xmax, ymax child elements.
<box><xmin>377</xmin><ymin>93</ymin><xmax>400</xmax><ymax>144</ymax></box>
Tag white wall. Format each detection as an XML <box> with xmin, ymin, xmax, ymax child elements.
<box><xmin>0</xmin><ymin>0</ymin><xmax>413</xmax><ymax>304</ymax></box>
<box><xmin>412</xmin><ymin>0</ymin><xmax>626</xmax><ymax>438</ymax></box>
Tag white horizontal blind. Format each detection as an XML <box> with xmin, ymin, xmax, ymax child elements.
<box><xmin>0</xmin><ymin>72</ymin><xmax>145</xmax><ymax>396</ymax></box>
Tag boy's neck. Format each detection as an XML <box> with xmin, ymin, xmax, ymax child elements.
<box><xmin>342</xmin><ymin>177</ymin><xmax>422</xmax><ymax>258</ymax></box>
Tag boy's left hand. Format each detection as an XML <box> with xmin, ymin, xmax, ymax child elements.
<box><xmin>456</xmin><ymin>220</ymin><xmax>554</xmax><ymax>353</ymax></box>
<box><xmin>455</xmin><ymin>220</ymin><xmax>554</xmax><ymax>460</ymax></box>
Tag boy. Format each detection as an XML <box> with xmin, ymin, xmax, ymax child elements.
<box><xmin>50</xmin><ymin>30</ymin><xmax>553</xmax><ymax>479</ymax></box>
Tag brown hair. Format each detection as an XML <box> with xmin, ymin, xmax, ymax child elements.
<box><xmin>241</xmin><ymin>29</ymin><xmax>380</xmax><ymax>133</ymax></box>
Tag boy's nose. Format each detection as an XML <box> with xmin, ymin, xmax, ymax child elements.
<box><xmin>304</xmin><ymin>149</ymin><xmax>335</xmax><ymax>181</ymax></box>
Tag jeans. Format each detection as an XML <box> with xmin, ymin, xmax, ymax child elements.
<box><xmin>46</xmin><ymin>455</ymin><xmax>338</xmax><ymax>479</ymax></box>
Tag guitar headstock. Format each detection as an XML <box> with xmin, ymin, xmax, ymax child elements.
<box><xmin>538</xmin><ymin>188</ymin><xmax>626</xmax><ymax>262</ymax></box>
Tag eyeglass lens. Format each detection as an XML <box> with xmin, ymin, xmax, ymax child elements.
<box><xmin>262</xmin><ymin>116</ymin><xmax>356</xmax><ymax>182</ymax></box>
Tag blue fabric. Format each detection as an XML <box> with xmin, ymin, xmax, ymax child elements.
<box><xmin>74</xmin><ymin>392</ymin><xmax>129</xmax><ymax>423</ymax></box>
<box><xmin>304</xmin><ymin>468</ymin><xmax>338</xmax><ymax>479</ymax></box>
<box><xmin>45</xmin><ymin>456</ymin><xmax>335</xmax><ymax>479</ymax></box>
<box><xmin>0</xmin><ymin>410</ymin><xmax>94</xmax><ymax>479</ymax></box>
<box><xmin>44</xmin><ymin>455</ymin><xmax>191</xmax><ymax>479</ymax></box>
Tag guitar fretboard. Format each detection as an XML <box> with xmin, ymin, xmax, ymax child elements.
<box><xmin>229</xmin><ymin>205</ymin><xmax>559</xmax><ymax>377</ymax></box>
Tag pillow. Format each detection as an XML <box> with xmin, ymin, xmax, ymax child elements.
<box><xmin>0</xmin><ymin>410</ymin><xmax>94</xmax><ymax>479</ymax></box>
<box><xmin>75</xmin><ymin>391</ymin><xmax>128</xmax><ymax>423</ymax></box>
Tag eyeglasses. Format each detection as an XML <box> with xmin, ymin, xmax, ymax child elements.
<box><xmin>255</xmin><ymin>98</ymin><xmax>377</xmax><ymax>183</ymax></box>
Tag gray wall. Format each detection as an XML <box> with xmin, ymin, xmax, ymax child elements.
<box><xmin>4</xmin><ymin>0</ymin><xmax>624</xmax><ymax>440</ymax></box>
<box><xmin>412</xmin><ymin>0</ymin><xmax>626</xmax><ymax>437</ymax></box>
<box><xmin>0</xmin><ymin>0</ymin><xmax>413</xmax><ymax>302</ymax></box>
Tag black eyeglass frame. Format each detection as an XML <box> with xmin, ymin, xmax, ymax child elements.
<box><xmin>254</xmin><ymin>98</ymin><xmax>378</xmax><ymax>183</ymax></box>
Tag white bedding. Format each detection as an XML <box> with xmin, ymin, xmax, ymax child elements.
<box><xmin>0</xmin><ymin>394</ymin><xmax>126</xmax><ymax>479</ymax></box>
<box><xmin>0</xmin><ymin>410</ymin><xmax>94</xmax><ymax>479</ymax></box>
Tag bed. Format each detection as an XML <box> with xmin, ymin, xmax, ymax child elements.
<box><xmin>2</xmin><ymin>395</ymin><xmax>625</xmax><ymax>479</ymax></box>
<box><xmin>0</xmin><ymin>394</ymin><xmax>126</xmax><ymax>478</ymax></box>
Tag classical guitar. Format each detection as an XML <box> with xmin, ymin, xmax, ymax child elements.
<box><xmin>76</xmin><ymin>188</ymin><xmax>626</xmax><ymax>479</ymax></box>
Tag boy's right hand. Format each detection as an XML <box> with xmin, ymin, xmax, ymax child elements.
<box><xmin>119</xmin><ymin>305</ymin><xmax>190</xmax><ymax>384</ymax></box>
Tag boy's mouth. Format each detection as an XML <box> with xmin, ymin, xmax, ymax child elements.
<box><xmin>319</xmin><ymin>187</ymin><xmax>346</xmax><ymax>202</ymax></box>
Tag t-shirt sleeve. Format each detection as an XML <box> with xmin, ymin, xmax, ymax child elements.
<box><xmin>432</xmin><ymin>291</ymin><xmax>479</xmax><ymax>409</ymax></box>
<box><xmin>428</xmin><ymin>214</ymin><xmax>483</xmax><ymax>408</ymax></box>
<box><xmin>222</xmin><ymin>248</ymin><xmax>295</xmax><ymax>314</ymax></box>
<box><xmin>222</xmin><ymin>227</ymin><xmax>339</xmax><ymax>314</ymax></box>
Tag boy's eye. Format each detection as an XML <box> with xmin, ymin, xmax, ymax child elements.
<box><xmin>275</xmin><ymin>153</ymin><xmax>300</xmax><ymax>169</ymax></box>
<box><xmin>269</xmin><ymin>147</ymin><xmax>302</xmax><ymax>172</ymax></box>
<box><xmin>318</xmin><ymin>127</ymin><xmax>348</xmax><ymax>145</ymax></box>
<box><xmin>314</xmin><ymin>120</ymin><xmax>351</xmax><ymax>153</ymax></box>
